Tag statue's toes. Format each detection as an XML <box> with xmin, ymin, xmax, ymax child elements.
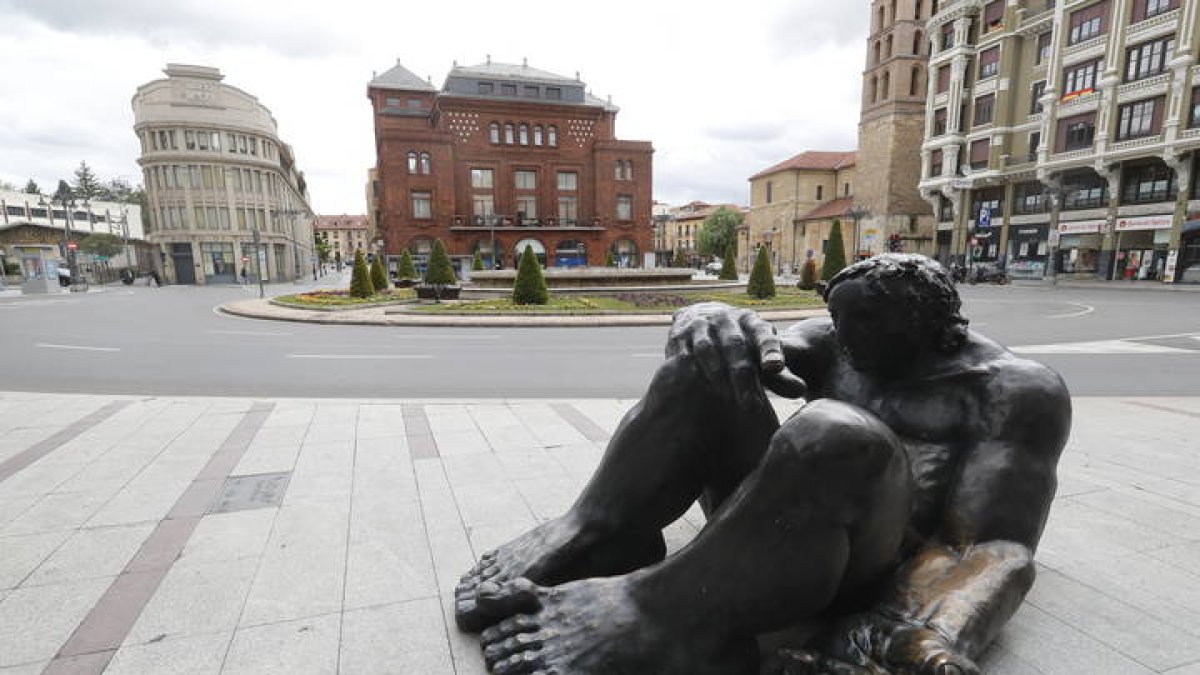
<box><xmin>476</xmin><ymin>578</ymin><xmax>542</xmax><ymax>619</ymax></box>
<box><xmin>484</xmin><ymin>631</ymin><xmax>546</xmax><ymax>667</ymax></box>
<box><xmin>491</xmin><ymin>650</ymin><xmax>544</xmax><ymax>675</ymax></box>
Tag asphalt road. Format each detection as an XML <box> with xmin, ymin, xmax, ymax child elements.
<box><xmin>0</xmin><ymin>278</ymin><xmax>1197</xmax><ymax>398</ymax></box>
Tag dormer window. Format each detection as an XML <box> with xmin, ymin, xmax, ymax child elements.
<box><xmin>546</xmin><ymin>87</ymin><xmax>562</xmax><ymax>100</ymax></box>
<box><xmin>478</xmin><ymin>82</ymin><xmax>494</xmax><ymax>94</ymax></box>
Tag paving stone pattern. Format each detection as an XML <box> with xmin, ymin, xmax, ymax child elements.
<box><xmin>0</xmin><ymin>392</ymin><xmax>1198</xmax><ymax>673</ymax></box>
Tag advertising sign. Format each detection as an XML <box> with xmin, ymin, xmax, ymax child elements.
<box><xmin>1057</xmin><ymin>219</ymin><xmax>1104</xmax><ymax>234</ymax></box>
<box><xmin>1114</xmin><ymin>215</ymin><xmax>1173</xmax><ymax>231</ymax></box>
<box><xmin>1163</xmin><ymin>249</ymin><xmax>1178</xmax><ymax>283</ymax></box>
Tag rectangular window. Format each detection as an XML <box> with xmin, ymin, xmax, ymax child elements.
<box><xmin>1116</xmin><ymin>98</ymin><xmax>1159</xmax><ymax>139</ymax></box>
<box><xmin>1014</xmin><ymin>181</ymin><xmax>1047</xmax><ymax>214</ymax></box>
<box><xmin>1136</xmin><ymin>0</ymin><xmax>1178</xmax><ymax>21</ymax></box>
<box><xmin>1030</xmin><ymin>81</ymin><xmax>1046</xmax><ymax>114</ymax></box>
<box><xmin>930</xmin><ymin>149</ymin><xmax>943</xmax><ymax>176</ymax></box>
<box><xmin>1036</xmin><ymin>32</ymin><xmax>1052</xmax><ymax>65</ymax></box>
<box><xmin>983</xmin><ymin>0</ymin><xmax>1004</xmax><ymax>28</ymax></box>
<box><xmin>472</xmin><ymin>194</ymin><xmax>495</xmax><ymax>219</ymax></box>
<box><xmin>974</xmin><ymin>94</ymin><xmax>995</xmax><ymax>126</ymax></box>
<box><xmin>1125</xmin><ymin>36</ymin><xmax>1173</xmax><ymax>82</ymax></box>
<box><xmin>1062</xmin><ymin>59</ymin><xmax>1101</xmax><ymax>97</ymax></box>
<box><xmin>478</xmin><ymin>82</ymin><xmax>494</xmax><ymax>94</ymax></box>
<box><xmin>185</xmin><ymin>130</ymin><xmax>196</xmax><ymax>150</ymax></box>
<box><xmin>1029</xmin><ymin>131</ymin><xmax>1041</xmax><ymax>158</ymax></box>
<box><xmin>196</xmin><ymin>131</ymin><xmax>210</xmax><ymax>151</ymax></box>
<box><xmin>1191</xmin><ymin>87</ymin><xmax>1200</xmax><ymax>128</ymax></box>
<box><xmin>1068</xmin><ymin>1</ymin><xmax>1108</xmax><ymax>44</ymax></box>
<box><xmin>471</xmin><ymin>168</ymin><xmax>494</xmax><ymax>189</ymax></box>
<box><xmin>189</xmin><ymin>165</ymin><xmax>203</xmax><ymax>189</ymax></box>
<box><xmin>978</xmin><ymin>47</ymin><xmax>1000</xmax><ymax>79</ymax></box>
<box><xmin>933</xmin><ymin>108</ymin><xmax>947</xmax><ymax>135</ymax></box>
<box><xmin>227</xmin><ymin>132</ymin><xmax>237</xmax><ymax>152</ymax></box>
<box><xmin>501</xmin><ymin>83</ymin><xmax>517</xmax><ymax>96</ymax></box>
<box><xmin>557</xmin><ymin>172</ymin><xmax>578</xmax><ymax>191</ymax></box>
<box><xmin>1057</xmin><ymin>112</ymin><xmax>1097</xmax><ymax>151</ymax></box>
<box><xmin>516</xmin><ymin>195</ymin><xmax>537</xmax><ymax>219</ymax></box>
<box><xmin>937</xmin><ymin>65</ymin><xmax>951</xmax><ymax>93</ymax></box>
<box><xmin>546</xmin><ymin>87</ymin><xmax>562</xmax><ymax>100</ymax></box>
<box><xmin>411</xmin><ymin>191</ymin><xmax>432</xmax><ymax>219</ymax></box>
<box><xmin>940</xmin><ymin>22</ymin><xmax>954</xmax><ymax>51</ymax></box>
<box><xmin>968</xmin><ymin>139</ymin><xmax>990</xmax><ymax>169</ymax></box>
<box><xmin>523</xmin><ymin>85</ymin><xmax>539</xmax><ymax>97</ymax></box>
<box><xmin>616</xmin><ymin>195</ymin><xmax>633</xmax><ymax>221</ymax></box>
<box><xmin>515</xmin><ymin>170</ymin><xmax>537</xmax><ymax>190</ymax></box>
<box><xmin>1121</xmin><ymin>163</ymin><xmax>1177</xmax><ymax>203</ymax></box>
<box><xmin>816</xmin><ymin>185</ymin><xmax>824</xmax><ymax>200</ymax></box>
<box><xmin>558</xmin><ymin>196</ymin><xmax>578</xmax><ymax>222</ymax></box>
<box><xmin>201</xmin><ymin>166</ymin><xmax>214</xmax><ymax>189</ymax></box>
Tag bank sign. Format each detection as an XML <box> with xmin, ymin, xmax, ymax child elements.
<box><xmin>1115</xmin><ymin>215</ymin><xmax>1173</xmax><ymax>231</ymax></box>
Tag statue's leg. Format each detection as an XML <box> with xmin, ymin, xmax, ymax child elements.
<box><xmin>475</xmin><ymin>399</ymin><xmax>913</xmax><ymax>675</ymax></box>
<box><xmin>455</xmin><ymin>353</ymin><xmax>779</xmax><ymax>631</ymax></box>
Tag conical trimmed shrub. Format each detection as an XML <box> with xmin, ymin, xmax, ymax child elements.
<box><xmin>370</xmin><ymin>254</ymin><xmax>387</xmax><ymax>291</ymax></box>
<box><xmin>423</xmin><ymin>239</ymin><xmax>456</xmax><ymax>286</ymax></box>
<box><xmin>798</xmin><ymin>257</ymin><xmax>818</xmax><ymax>290</ymax></box>
<box><xmin>719</xmin><ymin>244</ymin><xmax>738</xmax><ymax>280</ymax></box>
<box><xmin>821</xmin><ymin>219</ymin><xmax>847</xmax><ymax>281</ymax></box>
<box><xmin>397</xmin><ymin>249</ymin><xmax>417</xmax><ymax>280</ymax></box>
<box><xmin>746</xmin><ymin>245</ymin><xmax>776</xmax><ymax>299</ymax></box>
<box><xmin>472</xmin><ymin>251</ymin><xmax>485</xmax><ymax>271</ymax></box>
<box><xmin>349</xmin><ymin>249</ymin><xmax>374</xmax><ymax>298</ymax></box>
<box><xmin>512</xmin><ymin>245</ymin><xmax>548</xmax><ymax>305</ymax></box>
<box><xmin>605</xmin><ymin>251</ymin><xmax>617</xmax><ymax>267</ymax></box>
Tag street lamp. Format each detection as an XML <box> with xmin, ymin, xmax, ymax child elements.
<box><xmin>845</xmin><ymin>204</ymin><xmax>870</xmax><ymax>262</ymax></box>
<box><xmin>764</xmin><ymin>226</ymin><xmax>777</xmax><ymax>269</ymax></box>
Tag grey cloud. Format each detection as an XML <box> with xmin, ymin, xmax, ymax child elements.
<box><xmin>768</xmin><ymin>2</ymin><xmax>868</xmax><ymax>57</ymax></box>
<box><xmin>0</xmin><ymin>0</ymin><xmax>355</xmax><ymax>58</ymax></box>
<box><xmin>703</xmin><ymin>122</ymin><xmax>785</xmax><ymax>144</ymax></box>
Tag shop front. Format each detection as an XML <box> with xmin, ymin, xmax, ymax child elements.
<box><xmin>1007</xmin><ymin>224</ymin><xmax>1049</xmax><ymax>279</ymax></box>
<box><xmin>1113</xmin><ymin>214</ymin><xmax>1173</xmax><ymax>282</ymax></box>
<box><xmin>1055</xmin><ymin>219</ymin><xmax>1104</xmax><ymax>277</ymax></box>
<box><xmin>968</xmin><ymin>224</ymin><xmax>1003</xmax><ymax>264</ymax></box>
<box><xmin>1175</xmin><ymin>219</ymin><xmax>1200</xmax><ymax>283</ymax></box>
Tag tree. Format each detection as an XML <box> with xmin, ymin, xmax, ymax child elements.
<box><xmin>72</xmin><ymin>161</ymin><xmax>102</xmax><ymax>202</ymax></box>
<box><xmin>512</xmin><ymin>244</ymin><xmax>549</xmax><ymax>305</ymax></box>
<box><xmin>719</xmin><ymin>243</ymin><xmax>738</xmax><ymax>281</ymax></box>
<box><xmin>79</xmin><ymin>233</ymin><xmax>125</xmax><ymax>258</ymax></box>
<box><xmin>605</xmin><ymin>251</ymin><xmax>617</xmax><ymax>267</ymax></box>
<box><xmin>23</xmin><ymin>179</ymin><xmax>40</xmax><ymax>194</ymax></box>
<box><xmin>673</xmin><ymin>245</ymin><xmax>689</xmax><ymax>268</ymax></box>
<box><xmin>349</xmin><ymin>249</ymin><xmax>374</xmax><ymax>298</ymax></box>
<box><xmin>370</xmin><ymin>252</ymin><xmax>388</xmax><ymax>290</ymax></box>
<box><xmin>747</xmin><ymin>245</ymin><xmax>776</xmax><ymax>299</ymax></box>
<box><xmin>821</xmin><ymin>219</ymin><xmax>848</xmax><ymax>281</ymax></box>
<box><xmin>798</xmin><ymin>258</ymin><xmax>818</xmax><ymax>290</ymax></box>
<box><xmin>696</xmin><ymin>207</ymin><xmax>742</xmax><ymax>258</ymax></box>
<box><xmin>423</xmin><ymin>239</ymin><xmax>456</xmax><ymax>286</ymax></box>
<box><xmin>314</xmin><ymin>234</ymin><xmax>331</xmax><ymax>263</ymax></box>
<box><xmin>472</xmin><ymin>250</ymin><xmax>485</xmax><ymax>271</ymax></box>
<box><xmin>397</xmin><ymin>249</ymin><xmax>417</xmax><ymax>280</ymax></box>
<box><xmin>0</xmin><ymin>180</ymin><xmax>15</xmax><ymax>191</ymax></box>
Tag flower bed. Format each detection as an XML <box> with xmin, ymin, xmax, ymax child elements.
<box><xmin>273</xmin><ymin>289</ymin><xmax>415</xmax><ymax>309</ymax></box>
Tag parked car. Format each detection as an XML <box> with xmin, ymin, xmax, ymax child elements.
<box><xmin>704</xmin><ymin>259</ymin><xmax>723</xmax><ymax>275</ymax></box>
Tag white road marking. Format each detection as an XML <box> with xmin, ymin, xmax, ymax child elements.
<box><xmin>207</xmin><ymin>330</ymin><xmax>293</xmax><ymax>337</ymax></box>
<box><xmin>1046</xmin><ymin>303</ymin><xmax>1095</xmax><ymax>319</ymax></box>
<box><xmin>1012</xmin><ymin>340</ymin><xmax>1192</xmax><ymax>355</ymax></box>
<box><xmin>36</xmin><ymin>343</ymin><xmax>121</xmax><ymax>352</ymax></box>
<box><xmin>286</xmin><ymin>354</ymin><xmax>434</xmax><ymax>360</ymax></box>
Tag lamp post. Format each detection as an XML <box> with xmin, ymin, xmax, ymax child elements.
<box><xmin>845</xmin><ymin>204</ymin><xmax>870</xmax><ymax>261</ymax></box>
<box><xmin>764</xmin><ymin>227</ymin><xmax>777</xmax><ymax>270</ymax></box>
<box><xmin>251</xmin><ymin>228</ymin><xmax>265</xmax><ymax>299</ymax></box>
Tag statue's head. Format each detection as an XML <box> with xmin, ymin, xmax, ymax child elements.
<box><xmin>824</xmin><ymin>254</ymin><xmax>969</xmax><ymax>373</ymax></box>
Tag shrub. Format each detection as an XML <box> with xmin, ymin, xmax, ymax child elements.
<box><xmin>423</xmin><ymin>239</ymin><xmax>456</xmax><ymax>286</ymax></box>
<box><xmin>370</xmin><ymin>254</ymin><xmax>387</xmax><ymax>291</ymax></box>
<box><xmin>605</xmin><ymin>251</ymin><xmax>617</xmax><ymax>267</ymax></box>
<box><xmin>719</xmin><ymin>244</ymin><xmax>738</xmax><ymax>280</ymax></box>
<box><xmin>746</xmin><ymin>245</ymin><xmax>776</xmax><ymax>299</ymax></box>
<box><xmin>798</xmin><ymin>257</ymin><xmax>818</xmax><ymax>290</ymax></box>
<box><xmin>349</xmin><ymin>249</ymin><xmax>374</xmax><ymax>298</ymax></box>
<box><xmin>397</xmin><ymin>249</ymin><xmax>417</xmax><ymax>279</ymax></box>
<box><xmin>821</xmin><ymin>219</ymin><xmax>847</xmax><ymax>281</ymax></box>
<box><xmin>472</xmin><ymin>250</ymin><xmax>485</xmax><ymax>271</ymax></box>
<box><xmin>512</xmin><ymin>244</ymin><xmax>549</xmax><ymax>305</ymax></box>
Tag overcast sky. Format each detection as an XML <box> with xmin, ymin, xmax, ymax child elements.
<box><xmin>0</xmin><ymin>0</ymin><xmax>868</xmax><ymax>214</ymax></box>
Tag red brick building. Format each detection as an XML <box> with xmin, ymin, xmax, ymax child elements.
<box><xmin>367</xmin><ymin>59</ymin><xmax>654</xmax><ymax>271</ymax></box>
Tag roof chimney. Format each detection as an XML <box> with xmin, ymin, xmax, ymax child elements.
<box><xmin>522</xmin><ymin>57</ymin><xmax>528</xmax><ymax>67</ymax></box>
<box><xmin>486</xmin><ymin>54</ymin><xmax>491</xmax><ymax>65</ymax></box>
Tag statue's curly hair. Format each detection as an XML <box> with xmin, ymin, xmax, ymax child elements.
<box><xmin>824</xmin><ymin>254</ymin><xmax>970</xmax><ymax>353</ymax></box>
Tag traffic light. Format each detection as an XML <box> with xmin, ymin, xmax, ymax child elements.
<box><xmin>888</xmin><ymin>233</ymin><xmax>902</xmax><ymax>252</ymax></box>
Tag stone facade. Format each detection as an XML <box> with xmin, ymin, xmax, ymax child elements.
<box><xmin>313</xmin><ymin>215</ymin><xmax>370</xmax><ymax>265</ymax></box>
<box><xmin>368</xmin><ymin>60</ymin><xmax>654</xmax><ymax>271</ymax></box>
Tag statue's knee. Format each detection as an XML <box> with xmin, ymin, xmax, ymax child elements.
<box><xmin>772</xmin><ymin>400</ymin><xmax>903</xmax><ymax>474</ymax></box>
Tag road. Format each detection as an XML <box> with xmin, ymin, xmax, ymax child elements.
<box><xmin>0</xmin><ymin>279</ymin><xmax>1197</xmax><ymax>398</ymax></box>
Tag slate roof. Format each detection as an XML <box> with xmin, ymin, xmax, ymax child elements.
<box><xmin>448</xmin><ymin>62</ymin><xmax>578</xmax><ymax>86</ymax></box>
<box><xmin>369</xmin><ymin>61</ymin><xmax>436</xmax><ymax>92</ymax></box>
<box><xmin>749</xmin><ymin>151</ymin><xmax>857</xmax><ymax>181</ymax></box>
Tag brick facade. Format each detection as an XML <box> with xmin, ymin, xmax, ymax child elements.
<box><xmin>368</xmin><ymin>61</ymin><xmax>653</xmax><ymax>270</ymax></box>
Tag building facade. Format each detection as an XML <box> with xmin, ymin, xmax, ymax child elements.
<box><xmin>858</xmin><ymin>0</ymin><xmax>939</xmax><ymax>259</ymax></box>
<box><xmin>663</xmin><ymin>201</ymin><xmax>744</xmax><ymax>267</ymax></box>
<box><xmin>132</xmin><ymin>64</ymin><xmax>315</xmax><ymax>285</ymax></box>
<box><xmin>743</xmin><ymin>151</ymin><xmax>857</xmax><ymax>273</ymax></box>
<box><xmin>367</xmin><ymin>59</ymin><xmax>654</xmax><ymax>272</ymax></box>
<box><xmin>0</xmin><ymin>189</ymin><xmax>147</xmax><ymax>279</ymax></box>
<box><xmin>919</xmin><ymin>0</ymin><xmax>1200</xmax><ymax>282</ymax></box>
<box><xmin>313</xmin><ymin>214</ymin><xmax>370</xmax><ymax>264</ymax></box>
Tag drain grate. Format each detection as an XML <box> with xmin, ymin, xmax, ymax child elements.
<box><xmin>209</xmin><ymin>472</ymin><xmax>291</xmax><ymax>514</ymax></box>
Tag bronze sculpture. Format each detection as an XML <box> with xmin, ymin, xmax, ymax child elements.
<box><xmin>455</xmin><ymin>254</ymin><xmax>1071</xmax><ymax>674</ymax></box>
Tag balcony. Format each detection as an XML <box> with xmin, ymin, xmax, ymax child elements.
<box><xmin>448</xmin><ymin>215</ymin><xmax>605</xmax><ymax>232</ymax></box>
<box><xmin>1062</xmin><ymin>35</ymin><xmax>1107</xmax><ymax>65</ymax></box>
<box><xmin>1126</xmin><ymin>7</ymin><xmax>1182</xmax><ymax>44</ymax></box>
<box><xmin>1117</xmin><ymin>73</ymin><xmax>1170</xmax><ymax>104</ymax></box>
<box><xmin>1110</xmin><ymin>133</ymin><xmax>1165</xmax><ymax>154</ymax></box>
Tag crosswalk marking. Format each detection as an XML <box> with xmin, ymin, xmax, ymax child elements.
<box><xmin>1012</xmin><ymin>339</ymin><xmax>1195</xmax><ymax>355</ymax></box>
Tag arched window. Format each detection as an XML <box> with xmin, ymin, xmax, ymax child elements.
<box><xmin>489</xmin><ymin>123</ymin><xmax>500</xmax><ymax>144</ymax></box>
<box><xmin>870</xmin><ymin>75</ymin><xmax>878</xmax><ymax>104</ymax></box>
<box><xmin>913</xmin><ymin>30</ymin><xmax>923</xmax><ymax>55</ymax></box>
<box><xmin>885</xmin><ymin>35</ymin><xmax>893</xmax><ymax>58</ymax></box>
<box><xmin>910</xmin><ymin>66</ymin><xmax>922</xmax><ymax>96</ymax></box>
<box><xmin>519</xmin><ymin>123</ymin><xmax>529</xmax><ymax>146</ymax></box>
<box><xmin>504</xmin><ymin>123</ymin><xmax>515</xmax><ymax>145</ymax></box>
<box><xmin>611</xmin><ymin>238</ymin><xmax>638</xmax><ymax>267</ymax></box>
<box><xmin>419</xmin><ymin>152</ymin><xmax>432</xmax><ymax>174</ymax></box>
<box><xmin>533</xmin><ymin>125</ymin><xmax>544</xmax><ymax>146</ymax></box>
<box><xmin>407</xmin><ymin>151</ymin><xmax>418</xmax><ymax>173</ymax></box>
<box><xmin>882</xmin><ymin>71</ymin><xmax>891</xmax><ymax>99</ymax></box>
<box><xmin>548</xmin><ymin>125</ymin><xmax>558</xmax><ymax>147</ymax></box>
<box><xmin>877</xmin><ymin>5</ymin><xmax>885</xmax><ymax>30</ymax></box>
<box><xmin>874</xmin><ymin>41</ymin><xmax>882</xmax><ymax>65</ymax></box>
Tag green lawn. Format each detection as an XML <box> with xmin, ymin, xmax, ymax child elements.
<box><xmin>409</xmin><ymin>288</ymin><xmax>825</xmax><ymax>314</ymax></box>
<box><xmin>274</xmin><ymin>289</ymin><xmax>415</xmax><ymax>309</ymax></box>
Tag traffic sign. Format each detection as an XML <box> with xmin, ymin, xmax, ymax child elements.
<box><xmin>66</xmin><ymin>241</ymin><xmax>78</xmax><ymax>250</ymax></box>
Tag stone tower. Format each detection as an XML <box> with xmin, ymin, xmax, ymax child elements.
<box><xmin>856</xmin><ymin>0</ymin><xmax>936</xmax><ymax>257</ymax></box>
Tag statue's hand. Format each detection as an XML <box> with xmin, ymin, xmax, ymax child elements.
<box><xmin>666</xmin><ymin>302</ymin><xmax>807</xmax><ymax>400</ymax></box>
<box><xmin>803</xmin><ymin>613</ymin><xmax>979</xmax><ymax>675</ymax></box>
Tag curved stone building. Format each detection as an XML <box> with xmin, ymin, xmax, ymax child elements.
<box><xmin>132</xmin><ymin>64</ymin><xmax>314</xmax><ymax>284</ymax></box>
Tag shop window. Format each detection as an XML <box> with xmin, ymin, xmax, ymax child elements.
<box><xmin>1125</xmin><ymin>36</ymin><xmax>1173</xmax><ymax>82</ymax></box>
<box><xmin>1014</xmin><ymin>181</ymin><xmax>1048</xmax><ymax>214</ymax></box>
<box><xmin>1062</xmin><ymin>171</ymin><xmax>1108</xmax><ymax>210</ymax></box>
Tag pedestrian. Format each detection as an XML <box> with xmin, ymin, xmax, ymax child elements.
<box><xmin>240</xmin><ymin>267</ymin><xmax>248</xmax><ymax>285</ymax></box>
<box><xmin>150</xmin><ymin>269</ymin><xmax>161</xmax><ymax>288</ymax></box>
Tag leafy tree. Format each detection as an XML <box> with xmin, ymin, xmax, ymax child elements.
<box><xmin>79</xmin><ymin>233</ymin><xmax>125</xmax><ymax>258</ymax></box>
<box><xmin>349</xmin><ymin>249</ymin><xmax>374</xmax><ymax>298</ymax></box>
<box><xmin>72</xmin><ymin>161</ymin><xmax>102</xmax><ymax>202</ymax></box>
<box><xmin>397</xmin><ymin>249</ymin><xmax>417</xmax><ymax>279</ymax></box>
<box><xmin>370</xmin><ymin>252</ymin><xmax>388</xmax><ymax>290</ymax></box>
<box><xmin>0</xmin><ymin>180</ymin><xmax>16</xmax><ymax>191</ymax></box>
<box><xmin>423</xmin><ymin>239</ymin><xmax>456</xmax><ymax>286</ymax></box>
<box><xmin>605</xmin><ymin>251</ymin><xmax>617</xmax><ymax>267</ymax></box>
<box><xmin>673</xmin><ymin>246</ymin><xmax>689</xmax><ymax>268</ymax></box>
<box><xmin>23</xmin><ymin>179</ymin><xmax>40</xmax><ymax>194</ymax></box>
<box><xmin>746</xmin><ymin>245</ymin><xmax>776</xmax><ymax>299</ymax></box>
<box><xmin>472</xmin><ymin>250</ymin><xmax>485</xmax><ymax>271</ymax></box>
<box><xmin>314</xmin><ymin>234</ymin><xmax>331</xmax><ymax>263</ymax></box>
<box><xmin>697</xmin><ymin>207</ymin><xmax>742</xmax><ymax>258</ymax></box>
<box><xmin>512</xmin><ymin>244</ymin><xmax>549</xmax><ymax>305</ymax></box>
<box><xmin>719</xmin><ymin>243</ymin><xmax>738</xmax><ymax>281</ymax></box>
<box><xmin>798</xmin><ymin>258</ymin><xmax>818</xmax><ymax>290</ymax></box>
<box><xmin>821</xmin><ymin>219</ymin><xmax>848</xmax><ymax>281</ymax></box>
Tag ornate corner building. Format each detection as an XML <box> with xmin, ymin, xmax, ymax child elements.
<box><xmin>367</xmin><ymin>59</ymin><xmax>654</xmax><ymax>271</ymax></box>
<box><xmin>918</xmin><ymin>0</ymin><xmax>1200</xmax><ymax>282</ymax></box>
<box><xmin>132</xmin><ymin>64</ymin><xmax>315</xmax><ymax>285</ymax></box>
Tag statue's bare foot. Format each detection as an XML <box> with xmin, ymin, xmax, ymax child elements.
<box><xmin>454</xmin><ymin>513</ymin><xmax>665</xmax><ymax>632</ymax></box>
<box><xmin>477</xmin><ymin>577</ymin><xmax>757</xmax><ymax>675</ymax></box>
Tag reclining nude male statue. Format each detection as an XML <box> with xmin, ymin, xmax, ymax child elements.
<box><xmin>455</xmin><ymin>254</ymin><xmax>1071</xmax><ymax>675</ymax></box>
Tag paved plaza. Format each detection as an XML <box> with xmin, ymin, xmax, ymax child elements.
<box><xmin>1</xmin><ymin>391</ymin><xmax>1199</xmax><ymax>674</ymax></box>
